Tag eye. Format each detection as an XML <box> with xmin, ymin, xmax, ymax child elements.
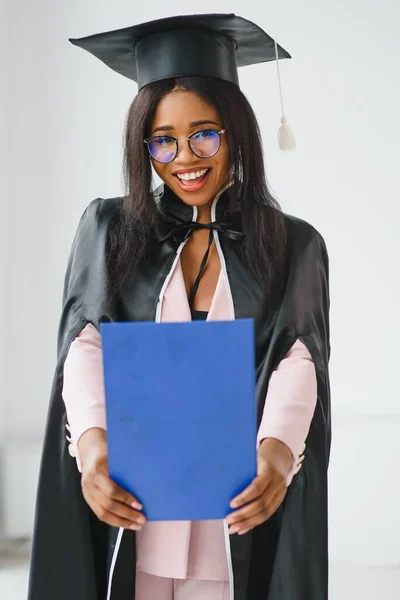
<box><xmin>153</xmin><ymin>136</ymin><xmax>175</xmax><ymax>145</ymax></box>
<box><xmin>192</xmin><ymin>130</ymin><xmax>216</xmax><ymax>140</ymax></box>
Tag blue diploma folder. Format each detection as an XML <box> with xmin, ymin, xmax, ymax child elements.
<box><xmin>100</xmin><ymin>319</ymin><xmax>257</xmax><ymax>521</ymax></box>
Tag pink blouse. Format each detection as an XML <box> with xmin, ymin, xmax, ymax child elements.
<box><xmin>62</xmin><ymin>259</ymin><xmax>317</xmax><ymax>580</ymax></box>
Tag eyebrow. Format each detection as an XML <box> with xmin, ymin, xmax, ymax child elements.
<box><xmin>151</xmin><ymin>120</ymin><xmax>221</xmax><ymax>135</ymax></box>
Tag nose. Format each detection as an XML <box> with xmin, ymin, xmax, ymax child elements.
<box><xmin>174</xmin><ymin>139</ymin><xmax>196</xmax><ymax>164</ymax></box>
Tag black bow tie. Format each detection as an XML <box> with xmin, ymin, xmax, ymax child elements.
<box><xmin>159</xmin><ymin>218</ymin><xmax>243</xmax><ymax>309</ymax></box>
<box><xmin>160</xmin><ymin>219</ymin><xmax>243</xmax><ymax>243</ymax></box>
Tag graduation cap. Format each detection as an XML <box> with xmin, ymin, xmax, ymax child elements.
<box><xmin>70</xmin><ymin>13</ymin><xmax>296</xmax><ymax>150</ymax></box>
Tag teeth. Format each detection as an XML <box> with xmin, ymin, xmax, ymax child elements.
<box><xmin>177</xmin><ymin>168</ymin><xmax>208</xmax><ymax>181</ymax></box>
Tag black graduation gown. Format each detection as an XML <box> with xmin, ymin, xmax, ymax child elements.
<box><xmin>28</xmin><ymin>184</ymin><xmax>331</xmax><ymax>600</ymax></box>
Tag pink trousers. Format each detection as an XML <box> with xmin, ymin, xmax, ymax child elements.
<box><xmin>135</xmin><ymin>570</ymin><xmax>230</xmax><ymax>600</ymax></box>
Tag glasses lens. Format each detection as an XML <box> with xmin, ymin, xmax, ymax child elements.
<box><xmin>190</xmin><ymin>130</ymin><xmax>221</xmax><ymax>158</ymax></box>
<box><xmin>147</xmin><ymin>137</ymin><xmax>177</xmax><ymax>163</ymax></box>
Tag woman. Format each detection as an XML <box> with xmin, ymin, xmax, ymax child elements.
<box><xmin>28</xmin><ymin>13</ymin><xmax>331</xmax><ymax>600</ymax></box>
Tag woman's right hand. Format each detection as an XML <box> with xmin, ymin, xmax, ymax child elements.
<box><xmin>78</xmin><ymin>427</ymin><xmax>146</xmax><ymax>531</ymax></box>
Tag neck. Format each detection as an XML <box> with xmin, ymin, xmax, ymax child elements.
<box><xmin>196</xmin><ymin>203</ymin><xmax>212</xmax><ymax>224</ymax></box>
<box><xmin>195</xmin><ymin>179</ymin><xmax>234</xmax><ymax>224</ymax></box>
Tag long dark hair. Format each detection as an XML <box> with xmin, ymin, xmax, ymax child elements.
<box><xmin>106</xmin><ymin>76</ymin><xmax>286</xmax><ymax>301</ymax></box>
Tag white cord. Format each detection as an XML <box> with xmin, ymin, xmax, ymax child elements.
<box><xmin>274</xmin><ymin>40</ymin><xmax>285</xmax><ymax>119</ymax></box>
<box><xmin>274</xmin><ymin>39</ymin><xmax>296</xmax><ymax>150</ymax></box>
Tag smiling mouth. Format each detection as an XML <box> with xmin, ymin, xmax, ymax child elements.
<box><xmin>175</xmin><ymin>168</ymin><xmax>210</xmax><ymax>182</ymax></box>
<box><xmin>173</xmin><ymin>167</ymin><xmax>211</xmax><ymax>191</ymax></box>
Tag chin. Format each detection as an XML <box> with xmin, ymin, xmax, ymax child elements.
<box><xmin>177</xmin><ymin>192</ymin><xmax>213</xmax><ymax>207</ymax></box>
<box><xmin>167</xmin><ymin>176</ymin><xmax>221</xmax><ymax>208</ymax></box>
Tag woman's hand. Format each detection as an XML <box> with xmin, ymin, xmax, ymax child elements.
<box><xmin>226</xmin><ymin>438</ymin><xmax>293</xmax><ymax>535</ymax></box>
<box><xmin>78</xmin><ymin>428</ymin><xmax>146</xmax><ymax>531</ymax></box>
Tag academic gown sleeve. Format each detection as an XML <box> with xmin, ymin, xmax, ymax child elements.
<box><xmin>28</xmin><ymin>198</ymin><xmax>120</xmax><ymax>600</ymax></box>
<box><xmin>251</xmin><ymin>218</ymin><xmax>331</xmax><ymax>600</ymax></box>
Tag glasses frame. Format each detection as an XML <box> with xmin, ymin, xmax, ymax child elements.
<box><xmin>143</xmin><ymin>129</ymin><xmax>226</xmax><ymax>164</ymax></box>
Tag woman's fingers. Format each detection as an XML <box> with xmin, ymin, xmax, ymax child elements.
<box><xmin>227</xmin><ymin>482</ymin><xmax>272</xmax><ymax>526</ymax></box>
<box><xmin>90</xmin><ymin>483</ymin><xmax>146</xmax><ymax>526</ymax></box>
<box><xmin>228</xmin><ymin>504</ymin><xmax>268</xmax><ymax>535</ymax></box>
<box><xmin>85</xmin><ymin>490</ymin><xmax>144</xmax><ymax>530</ymax></box>
<box><xmin>230</xmin><ymin>474</ymin><xmax>269</xmax><ymax>510</ymax></box>
<box><xmin>95</xmin><ymin>471</ymin><xmax>143</xmax><ymax>510</ymax></box>
<box><xmin>81</xmin><ymin>467</ymin><xmax>146</xmax><ymax>528</ymax></box>
<box><xmin>228</xmin><ymin>487</ymin><xmax>287</xmax><ymax>535</ymax></box>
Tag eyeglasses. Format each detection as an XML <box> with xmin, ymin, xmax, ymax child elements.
<box><xmin>144</xmin><ymin>129</ymin><xmax>226</xmax><ymax>164</ymax></box>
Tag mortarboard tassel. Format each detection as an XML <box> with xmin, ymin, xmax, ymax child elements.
<box><xmin>274</xmin><ymin>40</ymin><xmax>296</xmax><ymax>151</ymax></box>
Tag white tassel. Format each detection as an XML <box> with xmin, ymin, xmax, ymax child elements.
<box><xmin>274</xmin><ymin>40</ymin><xmax>296</xmax><ymax>151</ymax></box>
<box><xmin>278</xmin><ymin>116</ymin><xmax>296</xmax><ymax>151</ymax></box>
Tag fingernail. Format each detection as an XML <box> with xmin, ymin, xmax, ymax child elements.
<box><xmin>131</xmin><ymin>501</ymin><xmax>143</xmax><ymax>510</ymax></box>
<box><xmin>238</xmin><ymin>529</ymin><xmax>249</xmax><ymax>536</ymax></box>
<box><xmin>137</xmin><ymin>516</ymin><xmax>146</xmax><ymax>525</ymax></box>
<box><xmin>129</xmin><ymin>523</ymin><xmax>142</xmax><ymax>531</ymax></box>
<box><xmin>229</xmin><ymin>526</ymin><xmax>240</xmax><ymax>535</ymax></box>
<box><xmin>230</xmin><ymin>501</ymin><xmax>238</xmax><ymax>509</ymax></box>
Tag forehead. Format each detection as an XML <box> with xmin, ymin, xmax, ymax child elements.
<box><xmin>151</xmin><ymin>90</ymin><xmax>220</xmax><ymax>127</ymax></box>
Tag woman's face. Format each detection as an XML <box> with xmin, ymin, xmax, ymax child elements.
<box><xmin>149</xmin><ymin>90</ymin><xmax>230</xmax><ymax>210</ymax></box>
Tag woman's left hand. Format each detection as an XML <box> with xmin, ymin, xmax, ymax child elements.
<box><xmin>226</xmin><ymin>438</ymin><xmax>293</xmax><ymax>536</ymax></box>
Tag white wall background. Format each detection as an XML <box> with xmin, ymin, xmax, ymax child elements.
<box><xmin>0</xmin><ymin>0</ymin><xmax>7</xmax><ymax>538</ymax></box>
<box><xmin>1</xmin><ymin>0</ymin><xmax>399</xmax><ymax>572</ymax></box>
